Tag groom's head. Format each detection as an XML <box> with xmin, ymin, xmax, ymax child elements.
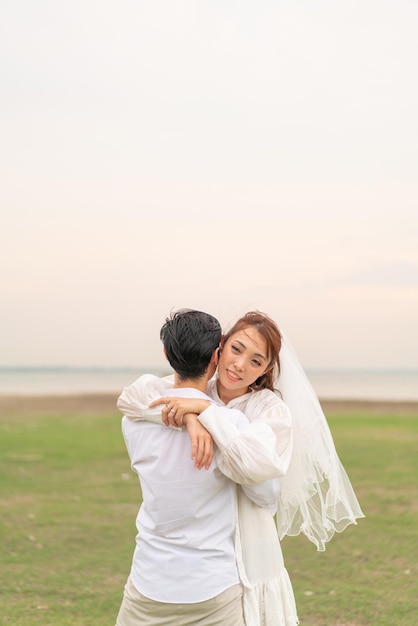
<box><xmin>160</xmin><ymin>309</ymin><xmax>222</xmax><ymax>381</ymax></box>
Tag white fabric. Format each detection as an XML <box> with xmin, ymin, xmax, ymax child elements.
<box><xmin>235</xmin><ymin>490</ymin><xmax>299</xmax><ymax>626</ymax></box>
<box><xmin>121</xmin><ymin>381</ymin><xmax>251</xmax><ymax>604</ymax></box>
<box><xmin>199</xmin><ymin>389</ymin><xmax>293</xmax><ymax>485</ymax></box>
<box><xmin>118</xmin><ymin>374</ymin><xmax>177</xmax><ymax>423</ymax></box>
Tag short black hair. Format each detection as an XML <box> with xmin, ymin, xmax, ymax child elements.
<box><xmin>160</xmin><ymin>309</ymin><xmax>222</xmax><ymax>380</ymax></box>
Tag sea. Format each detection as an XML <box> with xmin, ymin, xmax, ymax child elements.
<box><xmin>0</xmin><ymin>367</ymin><xmax>417</xmax><ymax>401</ymax></box>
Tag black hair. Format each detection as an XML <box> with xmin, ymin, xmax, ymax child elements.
<box><xmin>160</xmin><ymin>309</ymin><xmax>222</xmax><ymax>380</ymax></box>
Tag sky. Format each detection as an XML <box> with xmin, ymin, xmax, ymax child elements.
<box><xmin>1</xmin><ymin>0</ymin><xmax>418</xmax><ymax>371</ymax></box>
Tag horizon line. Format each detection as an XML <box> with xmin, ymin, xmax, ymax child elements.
<box><xmin>0</xmin><ymin>365</ymin><xmax>417</xmax><ymax>374</ymax></box>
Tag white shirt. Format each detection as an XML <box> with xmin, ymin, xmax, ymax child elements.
<box><xmin>121</xmin><ymin>382</ymin><xmax>251</xmax><ymax>604</ymax></box>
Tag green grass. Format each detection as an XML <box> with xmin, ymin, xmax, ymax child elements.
<box><xmin>1</xmin><ymin>401</ymin><xmax>417</xmax><ymax>625</ymax></box>
<box><xmin>0</xmin><ymin>404</ymin><xmax>137</xmax><ymax>626</ymax></box>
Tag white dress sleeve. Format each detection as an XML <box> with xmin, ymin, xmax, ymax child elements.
<box><xmin>241</xmin><ymin>478</ymin><xmax>281</xmax><ymax>514</ymax></box>
<box><xmin>197</xmin><ymin>390</ymin><xmax>293</xmax><ymax>486</ymax></box>
<box><xmin>117</xmin><ymin>374</ymin><xmax>179</xmax><ymax>427</ymax></box>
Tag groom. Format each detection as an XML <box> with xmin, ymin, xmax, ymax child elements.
<box><xmin>115</xmin><ymin>309</ymin><xmax>250</xmax><ymax>625</ymax></box>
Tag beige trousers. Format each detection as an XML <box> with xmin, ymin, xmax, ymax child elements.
<box><xmin>115</xmin><ymin>577</ymin><xmax>245</xmax><ymax>626</ymax></box>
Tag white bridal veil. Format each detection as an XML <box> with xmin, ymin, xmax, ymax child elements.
<box><xmin>274</xmin><ymin>332</ymin><xmax>365</xmax><ymax>551</ymax></box>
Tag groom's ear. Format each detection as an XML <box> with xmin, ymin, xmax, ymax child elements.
<box><xmin>210</xmin><ymin>347</ymin><xmax>219</xmax><ymax>367</ymax></box>
<box><xmin>163</xmin><ymin>348</ymin><xmax>168</xmax><ymax>361</ymax></box>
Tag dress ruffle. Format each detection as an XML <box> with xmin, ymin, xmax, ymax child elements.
<box><xmin>243</xmin><ymin>573</ymin><xmax>300</xmax><ymax>626</ymax></box>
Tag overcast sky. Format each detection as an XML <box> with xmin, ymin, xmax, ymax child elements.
<box><xmin>1</xmin><ymin>0</ymin><xmax>417</xmax><ymax>370</ymax></box>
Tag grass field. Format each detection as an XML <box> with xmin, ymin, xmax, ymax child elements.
<box><xmin>1</xmin><ymin>395</ymin><xmax>417</xmax><ymax>626</ymax></box>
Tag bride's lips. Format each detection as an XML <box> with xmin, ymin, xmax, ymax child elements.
<box><xmin>226</xmin><ymin>369</ymin><xmax>242</xmax><ymax>382</ymax></box>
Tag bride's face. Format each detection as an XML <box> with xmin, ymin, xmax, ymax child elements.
<box><xmin>216</xmin><ymin>326</ymin><xmax>269</xmax><ymax>400</ymax></box>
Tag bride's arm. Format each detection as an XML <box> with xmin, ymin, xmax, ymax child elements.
<box><xmin>150</xmin><ymin>391</ymin><xmax>293</xmax><ymax>486</ymax></box>
<box><xmin>117</xmin><ymin>374</ymin><xmax>177</xmax><ymax>426</ymax></box>
<box><xmin>118</xmin><ymin>377</ymin><xmax>292</xmax><ymax>488</ymax></box>
<box><xmin>196</xmin><ymin>391</ymin><xmax>293</xmax><ymax>485</ymax></box>
<box><xmin>241</xmin><ymin>478</ymin><xmax>281</xmax><ymax>515</ymax></box>
<box><xmin>117</xmin><ymin>377</ymin><xmax>216</xmax><ymax>470</ymax></box>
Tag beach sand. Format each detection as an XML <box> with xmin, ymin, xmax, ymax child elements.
<box><xmin>1</xmin><ymin>393</ymin><xmax>418</xmax><ymax>417</ymax></box>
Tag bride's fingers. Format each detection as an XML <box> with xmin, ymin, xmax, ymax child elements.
<box><xmin>149</xmin><ymin>397</ymin><xmax>170</xmax><ymax>408</ymax></box>
<box><xmin>161</xmin><ymin>404</ymin><xmax>174</xmax><ymax>426</ymax></box>
<box><xmin>174</xmin><ymin>412</ymin><xmax>183</xmax><ymax>427</ymax></box>
<box><xmin>195</xmin><ymin>435</ymin><xmax>212</xmax><ymax>470</ymax></box>
<box><xmin>205</xmin><ymin>440</ymin><xmax>214</xmax><ymax>470</ymax></box>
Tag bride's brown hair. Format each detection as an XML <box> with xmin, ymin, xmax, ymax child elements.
<box><xmin>223</xmin><ymin>311</ymin><xmax>282</xmax><ymax>391</ymax></box>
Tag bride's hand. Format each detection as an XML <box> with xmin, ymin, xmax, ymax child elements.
<box><xmin>183</xmin><ymin>414</ymin><xmax>214</xmax><ymax>470</ymax></box>
<box><xmin>149</xmin><ymin>396</ymin><xmax>211</xmax><ymax>427</ymax></box>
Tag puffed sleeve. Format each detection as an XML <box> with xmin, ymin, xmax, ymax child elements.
<box><xmin>197</xmin><ymin>390</ymin><xmax>293</xmax><ymax>485</ymax></box>
<box><xmin>117</xmin><ymin>374</ymin><xmax>176</xmax><ymax>425</ymax></box>
<box><xmin>241</xmin><ymin>477</ymin><xmax>281</xmax><ymax>514</ymax></box>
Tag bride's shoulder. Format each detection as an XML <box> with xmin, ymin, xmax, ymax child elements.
<box><xmin>127</xmin><ymin>373</ymin><xmax>174</xmax><ymax>395</ymax></box>
<box><xmin>247</xmin><ymin>388</ymin><xmax>287</xmax><ymax>410</ymax></box>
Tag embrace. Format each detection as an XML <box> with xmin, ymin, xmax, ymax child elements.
<box><xmin>114</xmin><ymin>309</ymin><xmax>364</xmax><ymax>626</ymax></box>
